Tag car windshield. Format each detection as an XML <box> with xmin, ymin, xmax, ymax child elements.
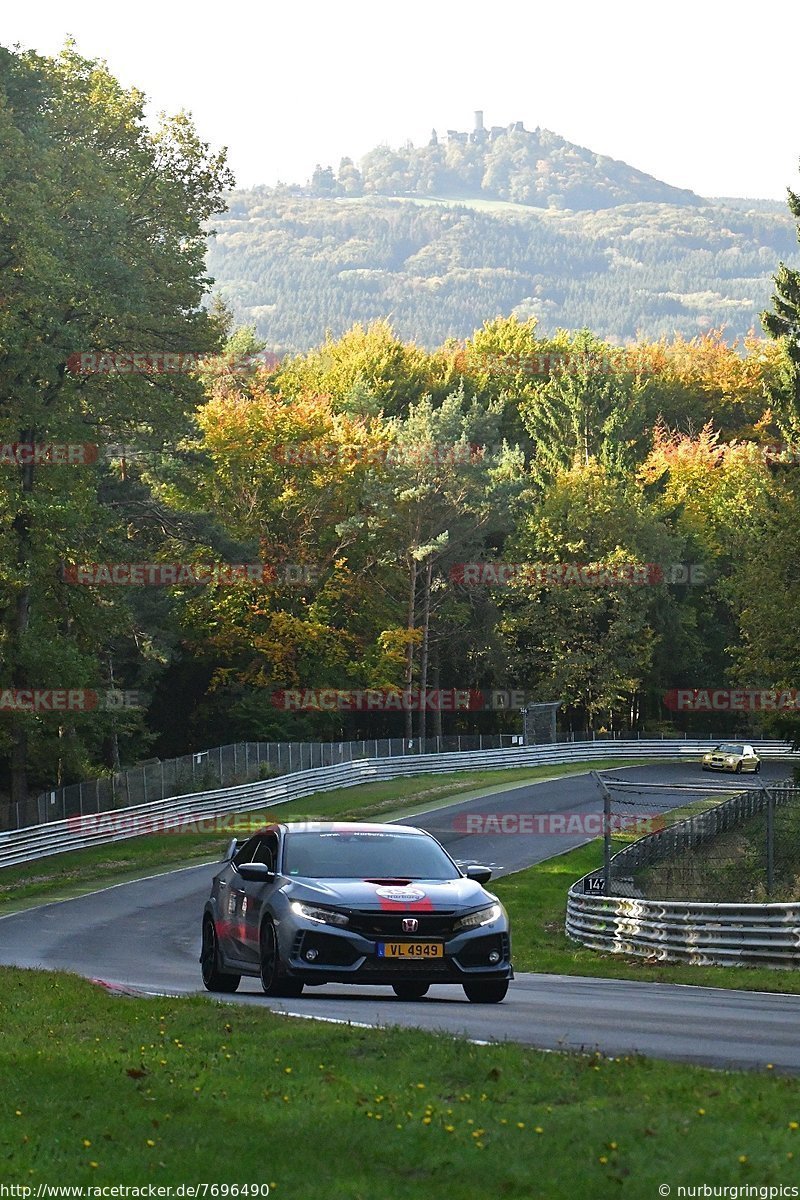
<box><xmin>717</xmin><ymin>744</ymin><xmax>743</xmax><ymax>755</ymax></box>
<box><xmin>283</xmin><ymin>830</ymin><xmax>457</xmax><ymax>880</ymax></box>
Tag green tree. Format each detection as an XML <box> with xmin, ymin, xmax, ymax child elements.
<box><xmin>517</xmin><ymin>331</ymin><xmax>648</xmax><ymax>485</ymax></box>
<box><xmin>498</xmin><ymin>461</ymin><xmax>680</xmax><ymax>730</ymax></box>
<box><xmin>0</xmin><ymin>42</ymin><xmax>232</xmax><ymax>803</ymax></box>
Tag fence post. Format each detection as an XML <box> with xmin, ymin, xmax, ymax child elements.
<box><xmin>591</xmin><ymin>771</ymin><xmax>613</xmax><ymax>895</ymax></box>
<box><xmin>759</xmin><ymin>777</ymin><xmax>775</xmax><ymax>896</ymax></box>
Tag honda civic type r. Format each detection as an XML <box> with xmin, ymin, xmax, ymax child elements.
<box><xmin>200</xmin><ymin>821</ymin><xmax>512</xmax><ymax>1003</ymax></box>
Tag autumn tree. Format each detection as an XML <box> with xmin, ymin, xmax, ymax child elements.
<box><xmin>497</xmin><ymin>460</ymin><xmax>680</xmax><ymax>730</ymax></box>
<box><xmin>0</xmin><ymin>42</ymin><xmax>232</xmax><ymax>803</ymax></box>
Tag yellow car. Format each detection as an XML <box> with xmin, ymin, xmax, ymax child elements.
<box><xmin>701</xmin><ymin>743</ymin><xmax>761</xmax><ymax>774</ymax></box>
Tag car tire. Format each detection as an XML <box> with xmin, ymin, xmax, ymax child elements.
<box><xmin>201</xmin><ymin>916</ymin><xmax>241</xmax><ymax>993</ymax></box>
<box><xmin>701</xmin><ymin>765</ymin><xmax>709</xmax><ymax>772</ymax></box>
<box><xmin>754</xmin><ymin>761</ymin><xmax>761</xmax><ymax>773</ymax></box>
<box><xmin>735</xmin><ymin>762</ymin><xmax>742</xmax><ymax>774</ymax></box>
<box><xmin>462</xmin><ymin>979</ymin><xmax>509</xmax><ymax>1004</ymax></box>
<box><xmin>260</xmin><ymin>920</ymin><xmax>304</xmax><ymax>998</ymax></box>
<box><xmin>392</xmin><ymin>982</ymin><xmax>430</xmax><ymax>1001</ymax></box>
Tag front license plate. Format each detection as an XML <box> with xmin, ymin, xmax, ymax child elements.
<box><xmin>377</xmin><ymin>942</ymin><xmax>444</xmax><ymax>958</ymax></box>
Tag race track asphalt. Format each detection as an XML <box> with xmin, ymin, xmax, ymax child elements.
<box><xmin>2</xmin><ymin>760</ymin><xmax>797</xmax><ymax>1072</ymax></box>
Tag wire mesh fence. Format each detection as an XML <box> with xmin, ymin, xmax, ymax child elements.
<box><xmin>590</xmin><ymin>772</ymin><xmax>800</xmax><ymax>901</ymax></box>
<box><xmin>0</xmin><ymin>733</ymin><xmax>530</xmax><ymax>832</ymax></box>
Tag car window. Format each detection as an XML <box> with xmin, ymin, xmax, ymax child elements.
<box><xmin>251</xmin><ymin>835</ymin><xmax>278</xmax><ymax>871</ymax></box>
<box><xmin>283</xmin><ymin>830</ymin><xmax>457</xmax><ymax>879</ymax></box>
<box><xmin>232</xmin><ymin>836</ymin><xmax>259</xmax><ymax>866</ymax></box>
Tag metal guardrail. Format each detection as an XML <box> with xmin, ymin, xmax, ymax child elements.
<box><xmin>17</xmin><ymin>728</ymin><xmax>764</xmax><ymax>832</ymax></box>
<box><xmin>14</xmin><ymin>734</ymin><xmax>533</xmax><ymax>831</ymax></box>
<box><xmin>1</xmin><ymin>739</ymin><xmax>796</xmax><ymax>872</ymax></box>
<box><xmin>566</xmin><ymin>781</ymin><xmax>800</xmax><ymax>967</ymax></box>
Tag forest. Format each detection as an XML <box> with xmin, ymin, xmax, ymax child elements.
<box><xmin>3</xmin><ymin>44</ymin><xmax>800</xmax><ymax>808</ymax></box>
<box><xmin>208</xmin><ymin>190</ymin><xmax>796</xmax><ymax>349</ymax></box>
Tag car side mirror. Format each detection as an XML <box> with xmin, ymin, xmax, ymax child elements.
<box><xmin>237</xmin><ymin>862</ymin><xmax>275</xmax><ymax>883</ymax></box>
<box><xmin>464</xmin><ymin>864</ymin><xmax>492</xmax><ymax>884</ymax></box>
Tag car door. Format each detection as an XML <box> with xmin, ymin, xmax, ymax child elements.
<box><xmin>238</xmin><ymin>832</ymin><xmax>281</xmax><ymax>964</ymax></box>
<box><xmin>221</xmin><ymin>835</ymin><xmax>261</xmax><ymax>963</ymax></box>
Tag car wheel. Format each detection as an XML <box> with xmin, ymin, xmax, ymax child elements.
<box><xmin>701</xmin><ymin>765</ymin><xmax>709</xmax><ymax>772</ymax></box>
<box><xmin>463</xmin><ymin>979</ymin><xmax>509</xmax><ymax>1004</ymax></box>
<box><xmin>755</xmin><ymin>761</ymin><xmax>761</xmax><ymax>773</ymax></box>
<box><xmin>201</xmin><ymin>916</ymin><xmax>241</xmax><ymax>993</ymax></box>
<box><xmin>392</xmin><ymin>982</ymin><xmax>430</xmax><ymax>1001</ymax></box>
<box><xmin>259</xmin><ymin>920</ymin><xmax>303</xmax><ymax>998</ymax></box>
<box><xmin>735</xmin><ymin>761</ymin><xmax>742</xmax><ymax>774</ymax></box>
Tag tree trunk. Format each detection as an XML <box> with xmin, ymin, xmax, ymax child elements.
<box><xmin>404</xmin><ymin>554</ymin><xmax>418</xmax><ymax>741</ymax></box>
<box><xmin>432</xmin><ymin>658</ymin><xmax>442</xmax><ymax>739</ymax></box>
<box><xmin>10</xmin><ymin>430</ymin><xmax>35</xmax><ymax>808</ymax></box>
<box><xmin>418</xmin><ymin>559</ymin><xmax>433</xmax><ymax>743</ymax></box>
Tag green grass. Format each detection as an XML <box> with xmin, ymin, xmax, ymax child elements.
<box><xmin>493</xmin><ymin>840</ymin><xmax>800</xmax><ymax>993</ymax></box>
<box><xmin>335</xmin><ymin>192</ymin><xmax>549</xmax><ymax>216</ymax></box>
<box><xmin>635</xmin><ymin>796</ymin><xmax>800</xmax><ymax>903</ymax></box>
<box><xmin>0</xmin><ymin>761</ymin><xmax>633</xmax><ymax>913</ymax></box>
<box><xmin>2</xmin><ymin>968</ymin><xmax>799</xmax><ymax>1196</ymax></box>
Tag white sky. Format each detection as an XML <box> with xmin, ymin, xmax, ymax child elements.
<box><xmin>3</xmin><ymin>0</ymin><xmax>799</xmax><ymax>201</ymax></box>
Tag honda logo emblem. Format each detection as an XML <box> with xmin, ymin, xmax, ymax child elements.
<box><xmin>402</xmin><ymin>918</ymin><xmax>419</xmax><ymax>933</ymax></box>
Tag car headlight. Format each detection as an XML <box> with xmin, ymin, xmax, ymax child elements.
<box><xmin>290</xmin><ymin>901</ymin><xmax>349</xmax><ymax>927</ymax></box>
<box><xmin>453</xmin><ymin>903</ymin><xmax>503</xmax><ymax>932</ymax></box>
<box><xmin>725</xmin><ymin>756</ymin><xmax>736</xmax><ymax>765</ymax></box>
<box><xmin>703</xmin><ymin>754</ymin><xmax>712</xmax><ymax>762</ymax></box>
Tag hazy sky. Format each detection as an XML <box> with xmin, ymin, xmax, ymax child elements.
<box><xmin>4</xmin><ymin>0</ymin><xmax>799</xmax><ymax>201</ymax></box>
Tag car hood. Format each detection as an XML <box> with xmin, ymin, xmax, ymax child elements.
<box><xmin>283</xmin><ymin>876</ymin><xmax>493</xmax><ymax>911</ymax></box>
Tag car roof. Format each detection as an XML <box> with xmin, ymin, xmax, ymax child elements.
<box><xmin>244</xmin><ymin>821</ymin><xmax>428</xmax><ymax>837</ymax></box>
<box><xmin>283</xmin><ymin>821</ymin><xmax>426</xmax><ymax>834</ymax></box>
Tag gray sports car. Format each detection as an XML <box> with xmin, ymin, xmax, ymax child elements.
<box><xmin>200</xmin><ymin>821</ymin><xmax>512</xmax><ymax>1003</ymax></box>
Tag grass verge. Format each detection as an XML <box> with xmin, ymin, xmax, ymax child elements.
<box><xmin>0</xmin><ymin>761</ymin><xmax>634</xmax><ymax>913</ymax></box>
<box><xmin>493</xmin><ymin>838</ymin><xmax>800</xmax><ymax>994</ymax></box>
<box><xmin>634</xmin><ymin>794</ymin><xmax>800</xmax><ymax>903</ymax></box>
<box><xmin>2</xmin><ymin>967</ymin><xmax>799</xmax><ymax>1195</ymax></box>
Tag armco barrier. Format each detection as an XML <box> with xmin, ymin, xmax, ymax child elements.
<box><xmin>566</xmin><ymin>779</ymin><xmax>800</xmax><ymax>968</ymax></box>
<box><xmin>566</xmin><ymin>890</ymin><xmax>800</xmax><ymax>968</ymax></box>
<box><xmin>1</xmin><ymin>739</ymin><xmax>796</xmax><ymax>872</ymax></box>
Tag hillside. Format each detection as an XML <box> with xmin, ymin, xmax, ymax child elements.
<box><xmin>205</xmin><ymin>119</ymin><xmax>798</xmax><ymax>351</ymax></box>
<box><xmin>321</xmin><ymin>118</ymin><xmax>705</xmax><ymax>211</ymax></box>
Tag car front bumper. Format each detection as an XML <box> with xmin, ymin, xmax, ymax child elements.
<box><xmin>280</xmin><ymin>923</ymin><xmax>513</xmax><ymax>985</ymax></box>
